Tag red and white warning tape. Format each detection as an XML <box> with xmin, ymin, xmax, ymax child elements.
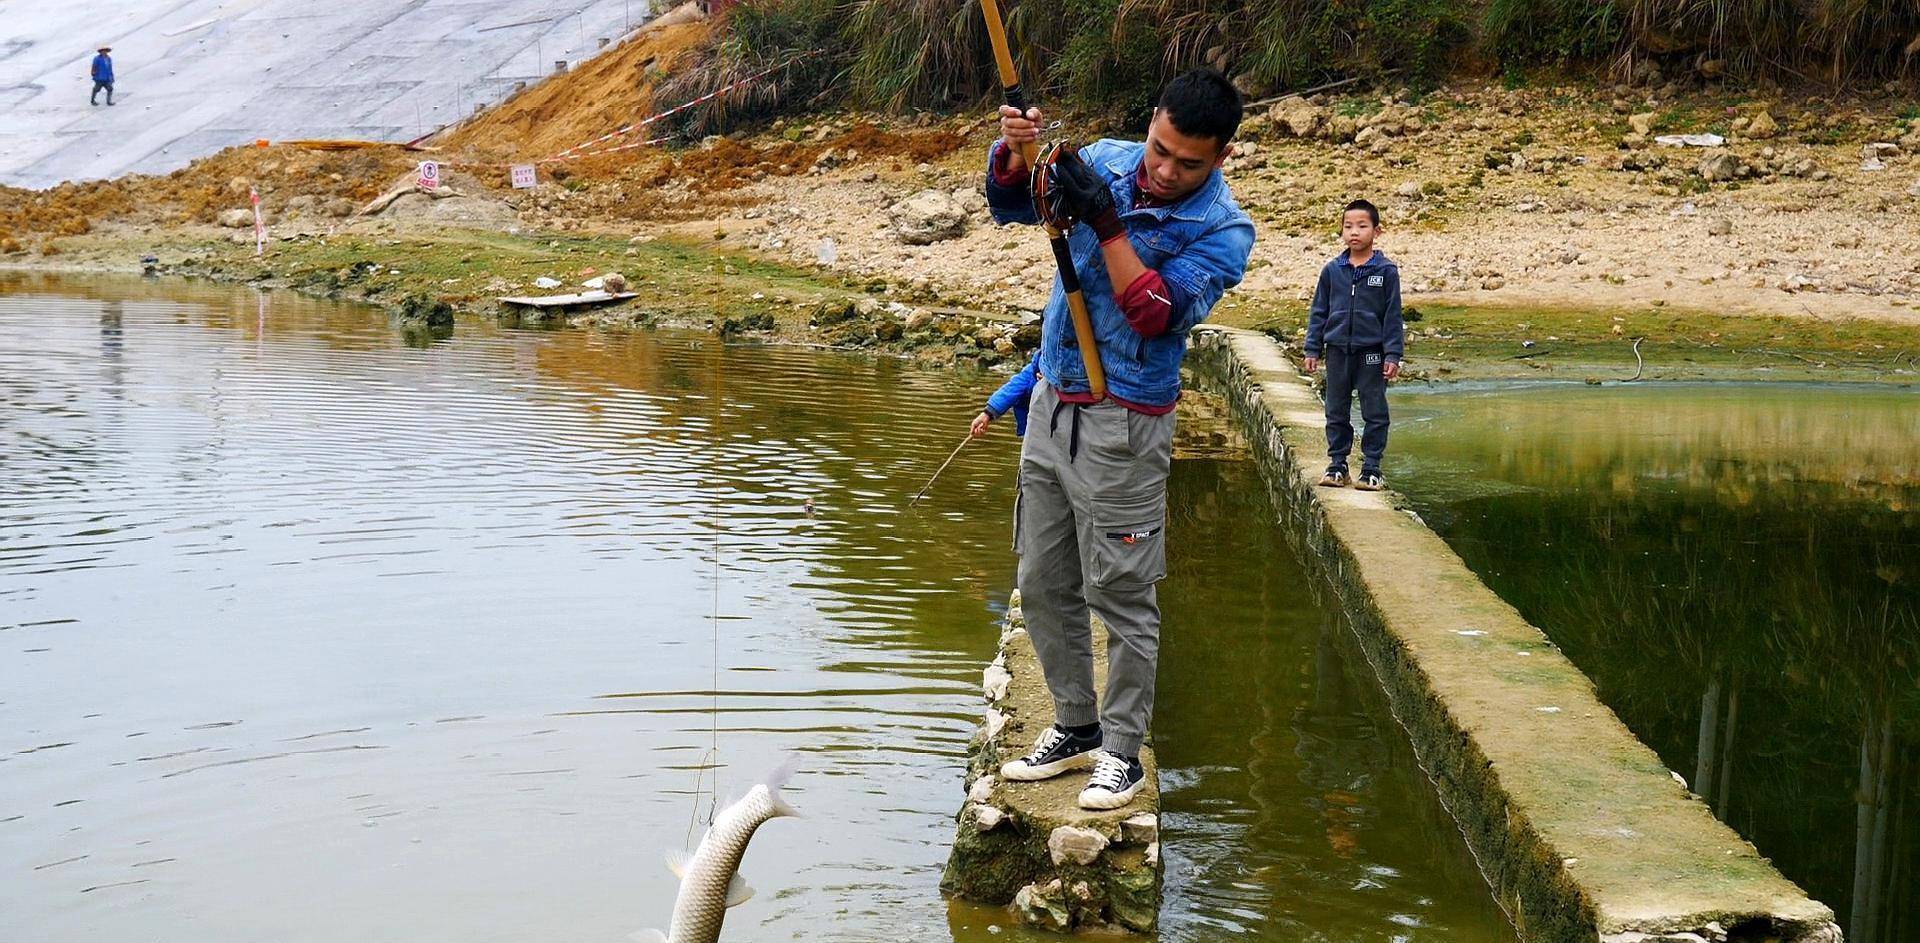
<box><xmin>553</xmin><ymin>133</ymin><xmax>680</xmax><ymax>161</ymax></box>
<box><xmin>538</xmin><ymin>56</ymin><xmax>801</xmax><ymax>164</ymax></box>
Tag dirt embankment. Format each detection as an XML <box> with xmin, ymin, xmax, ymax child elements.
<box><xmin>440</xmin><ymin>14</ymin><xmax>712</xmax><ymax>163</ymax></box>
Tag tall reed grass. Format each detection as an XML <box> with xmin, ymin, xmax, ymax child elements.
<box><xmin>657</xmin><ymin>0</ymin><xmax>1918</xmax><ymax>135</ymax></box>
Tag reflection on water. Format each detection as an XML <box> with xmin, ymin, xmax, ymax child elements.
<box><xmin>1394</xmin><ymin>384</ymin><xmax>1920</xmax><ymax>943</ymax></box>
<box><xmin>1</xmin><ymin>275</ymin><xmax>1508</xmax><ymax>942</ymax></box>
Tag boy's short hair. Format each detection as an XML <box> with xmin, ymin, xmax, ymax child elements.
<box><xmin>1157</xmin><ymin>69</ymin><xmax>1242</xmax><ymax>150</ymax></box>
<box><xmin>1343</xmin><ymin>199</ymin><xmax>1380</xmax><ymax>226</ymax></box>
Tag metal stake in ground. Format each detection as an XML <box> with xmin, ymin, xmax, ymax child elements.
<box><xmin>978</xmin><ymin>0</ymin><xmax>1106</xmax><ymax>399</ymax></box>
<box><xmin>908</xmin><ymin>434</ymin><xmax>972</xmax><ymax>507</ymax></box>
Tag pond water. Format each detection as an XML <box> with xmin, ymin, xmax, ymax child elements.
<box><xmin>1394</xmin><ymin>383</ymin><xmax>1920</xmax><ymax>943</ymax></box>
<box><xmin>1</xmin><ymin>275</ymin><xmax>1511</xmax><ymax>942</ymax></box>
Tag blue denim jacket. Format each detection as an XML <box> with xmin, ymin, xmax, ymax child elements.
<box><xmin>985</xmin><ymin>139</ymin><xmax>1255</xmax><ymax>406</ymax></box>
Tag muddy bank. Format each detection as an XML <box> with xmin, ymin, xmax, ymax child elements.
<box><xmin>12</xmin><ymin>214</ymin><xmax>1917</xmax><ymax>386</ymax></box>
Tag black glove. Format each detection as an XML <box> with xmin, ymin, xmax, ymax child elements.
<box><xmin>1051</xmin><ymin>147</ymin><xmax>1124</xmax><ymax>243</ymax></box>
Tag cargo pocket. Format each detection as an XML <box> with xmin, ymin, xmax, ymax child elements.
<box><xmin>1089</xmin><ymin>499</ymin><xmax>1167</xmax><ymax>589</ymax></box>
<box><xmin>1011</xmin><ymin>487</ymin><xmax>1024</xmax><ymax>555</ymax></box>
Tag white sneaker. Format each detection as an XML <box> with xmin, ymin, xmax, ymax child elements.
<box><xmin>1077</xmin><ymin>750</ymin><xmax>1144</xmax><ymax>810</ymax></box>
<box><xmin>1000</xmin><ymin>724</ymin><xmax>1102</xmax><ymax>781</ymax></box>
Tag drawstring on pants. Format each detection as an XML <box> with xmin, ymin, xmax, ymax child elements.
<box><xmin>1049</xmin><ymin>400</ymin><xmax>1084</xmax><ymax>462</ymax></box>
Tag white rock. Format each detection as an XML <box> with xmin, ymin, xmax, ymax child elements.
<box><xmin>1121</xmin><ymin>812</ymin><xmax>1159</xmax><ymax>844</ymax></box>
<box><xmin>968</xmin><ymin>775</ymin><xmax>996</xmax><ymax>804</ymax></box>
<box><xmin>983</xmin><ymin>664</ymin><xmax>1012</xmax><ymax>702</ymax></box>
<box><xmin>972</xmin><ymin>803</ymin><xmax>1006</xmax><ymax>832</ymax></box>
<box><xmin>533</xmin><ymin>276</ymin><xmax>562</xmax><ymax>289</ymax></box>
<box><xmin>891</xmin><ymin>189</ymin><xmax>970</xmax><ymax>245</ymax></box>
<box><xmin>1046</xmin><ymin>825</ymin><xmax>1109</xmax><ymax>866</ymax></box>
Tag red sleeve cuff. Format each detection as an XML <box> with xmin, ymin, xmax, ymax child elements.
<box><xmin>1118</xmin><ymin>270</ymin><xmax>1174</xmax><ymax>339</ymax></box>
<box><xmin>989</xmin><ymin>141</ymin><xmax>1026</xmax><ymax>188</ymax></box>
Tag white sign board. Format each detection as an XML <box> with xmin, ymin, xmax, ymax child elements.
<box><xmin>417</xmin><ymin>160</ymin><xmax>440</xmax><ymax>191</ymax></box>
<box><xmin>249</xmin><ymin>186</ymin><xmax>265</xmax><ymax>257</ymax></box>
<box><xmin>509</xmin><ymin>164</ymin><xmax>537</xmax><ymax>189</ymax></box>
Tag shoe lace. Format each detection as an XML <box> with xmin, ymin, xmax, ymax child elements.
<box><xmin>1088</xmin><ymin>752</ymin><xmax>1129</xmax><ymax>791</ymax></box>
<box><xmin>1025</xmin><ymin>726</ymin><xmax>1067</xmax><ymax>762</ymax></box>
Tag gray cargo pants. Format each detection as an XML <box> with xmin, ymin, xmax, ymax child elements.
<box><xmin>1014</xmin><ymin>376</ymin><xmax>1174</xmax><ymax>759</ymax></box>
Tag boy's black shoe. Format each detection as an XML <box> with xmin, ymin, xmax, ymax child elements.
<box><xmin>1317</xmin><ymin>467</ymin><xmax>1349</xmax><ymax>488</ymax></box>
<box><xmin>1000</xmin><ymin>724</ymin><xmax>1102</xmax><ymax>781</ymax></box>
<box><xmin>1078</xmin><ymin>750</ymin><xmax>1145</xmax><ymax>810</ymax></box>
<box><xmin>1356</xmin><ymin>470</ymin><xmax>1385</xmax><ymax>491</ymax></box>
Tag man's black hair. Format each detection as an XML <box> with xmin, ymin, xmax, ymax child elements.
<box><xmin>1156</xmin><ymin>68</ymin><xmax>1242</xmax><ymax>149</ymax></box>
<box><xmin>1344</xmin><ymin>199</ymin><xmax>1380</xmax><ymax>226</ymax></box>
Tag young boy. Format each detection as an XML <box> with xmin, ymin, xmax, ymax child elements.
<box><xmin>1303</xmin><ymin>199</ymin><xmax>1403</xmax><ymax>491</ymax></box>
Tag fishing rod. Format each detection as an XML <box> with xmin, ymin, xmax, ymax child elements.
<box><xmin>978</xmin><ymin>0</ymin><xmax>1106</xmax><ymax>399</ymax></box>
<box><xmin>908</xmin><ymin>434</ymin><xmax>973</xmax><ymax>507</ymax></box>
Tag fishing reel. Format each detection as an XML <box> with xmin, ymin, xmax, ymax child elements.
<box><xmin>1028</xmin><ymin>138</ymin><xmax>1082</xmax><ymax>231</ymax></box>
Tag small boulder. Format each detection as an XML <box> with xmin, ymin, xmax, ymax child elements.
<box><xmin>1629</xmin><ymin>112</ymin><xmax>1656</xmax><ymax>136</ymax></box>
<box><xmin>1698</xmin><ymin>149</ymin><xmax>1742</xmax><ymax>182</ymax></box>
<box><xmin>891</xmin><ymin>189</ymin><xmax>969</xmax><ymax>245</ymax></box>
<box><xmin>1121</xmin><ymin>812</ymin><xmax>1159</xmax><ymax>844</ymax></box>
<box><xmin>218</xmin><ymin>208</ymin><xmax>254</xmax><ymax>228</ymax></box>
<box><xmin>970</xmin><ymin>803</ymin><xmax>1006</xmax><ymax>832</ymax></box>
<box><xmin>1747</xmin><ymin>110</ymin><xmax>1779</xmax><ymax>139</ymax></box>
<box><xmin>951</xmin><ymin>186</ymin><xmax>986</xmax><ymax>215</ymax></box>
<box><xmin>1268</xmin><ymin>96</ymin><xmax>1326</xmax><ymax>138</ymax></box>
<box><xmin>1707</xmin><ymin>217</ymin><xmax>1733</xmax><ymax>236</ymax></box>
<box><xmin>1047</xmin><ymin>825</ymin><xmax>1109</xmax><ymax>866</ymax></box>
<box><xmin>1013</xmin><ymin>880</ymin><xmax>1071</xmax><ymax>932</ymax></box>
<box><xmin>982</xmin><ymin>663</ymin><xmax>1011</xmax><ymax>701</ymax></box>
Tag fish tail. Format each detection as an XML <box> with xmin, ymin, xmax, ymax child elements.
<box><xmin>763</xmin><ymin>755</ymin><xmax>802</xmax><ymax>819</ymax></box>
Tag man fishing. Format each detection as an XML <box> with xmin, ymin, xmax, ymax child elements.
<box><xmin>986</xmin><ymin>68</ymin><xmax>1254</xmax><ymax>809</ymax></box>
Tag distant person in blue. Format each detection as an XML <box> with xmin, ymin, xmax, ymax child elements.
<box><xmin>90</xmin><ymin>47</ymin><xmax>114</xmax><ymax>107</ymax></box>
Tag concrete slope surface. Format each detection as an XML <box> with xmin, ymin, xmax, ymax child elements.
<box><xmin>1</xmin><ymin>0</ymin><xmax>648</xmax><ymax>188</ymax></box>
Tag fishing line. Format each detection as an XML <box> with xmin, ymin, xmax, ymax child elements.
<box><xmin>685</xmin><ymin>338</ymin><xmax>725</xmax><ymax>849</ymax></box>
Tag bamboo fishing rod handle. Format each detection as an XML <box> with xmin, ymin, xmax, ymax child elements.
<box><xmin>978</xmin><ymin>0</ymin><xmax>1107</xmax><ymax>398</ymax></box>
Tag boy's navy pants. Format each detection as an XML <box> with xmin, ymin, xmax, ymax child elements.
<box><xmin>1323</xmin><ymin>346</ymin><xmax>1389</xmax><ymax>471</ymax></box>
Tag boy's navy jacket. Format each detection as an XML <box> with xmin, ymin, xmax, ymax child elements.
<box><xmin>985</xmin><ymin>138</ymin><xmax>1255</xmax><ymax>406</ymax></box>
<box><xmin>1304</xmin><ymin>251</ymin><xmax>1403</xmax><ymax>362</ymax></box>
